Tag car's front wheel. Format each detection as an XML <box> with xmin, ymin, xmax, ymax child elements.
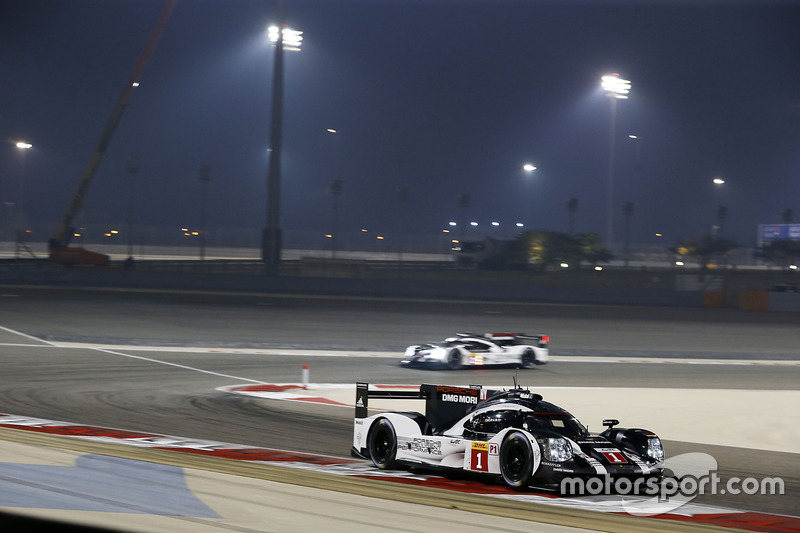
<box><xmin>500</xmin><ymin>431</ymin><xmax>534</xmax><ymax>489</ymax></box>
<box><xmin>368</xmin><ymin>418</ymin><xmax>398</xmax><ymax>469</ymax></box>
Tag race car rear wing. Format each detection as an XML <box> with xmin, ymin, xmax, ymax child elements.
<box><xmin>355</xmin><ymin>382</ymin><xmax>498</xmax><ymax>433</ymax></box>
<box><xmin>484</xmin><ymin>332</ymin><xmax>549</xmax><ymax>347</ymax></box>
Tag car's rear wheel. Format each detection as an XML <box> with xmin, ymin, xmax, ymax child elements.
<box><xmin>521</xmin><ymin>349</ymin><xmax>535</xmax><ymax>369</ymax></box>
<box><xmin>446</xmin><ymin>349</ymin><xmax>462</xmax><ymax>370</ymax></box>
<box><xmin>368</xmin><ymin>418</ymin><xmax>397</xmax><ymax>469</ymax></box>
<box><xmin>500</xmin><ymin>431</ymin><xmax>534</xmax><ymax>489</ymax></box>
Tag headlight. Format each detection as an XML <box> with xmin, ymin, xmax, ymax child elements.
<box><xmin>404</xmin><ymin>346</ymin><xmax>417</xmax><ymax>356</ymax></box>
<box><xmin>540</xmin><ymin>437</ymin><xmax>572</xmax><ymax>462</ymax></box>
<box><xmin>646</xmin><ymin>437</ymin><xmax>664</xmax><ymax>463</ymax></box>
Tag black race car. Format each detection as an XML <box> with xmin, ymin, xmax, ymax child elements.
<box><xmin>352</xmin><ymin>382</ymin><xmax>664</xmax><ymax>491</ymax></box>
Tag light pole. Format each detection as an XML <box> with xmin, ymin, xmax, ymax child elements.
<box><xmin>601</xmin><ymin>73</ymin><xmax>631</xmax><ymax>247</ymax></box>
<box><xmin>397</xmin><ymin>187</ymin><xmax>408</xmax><ymax>261</ymax></box>
<box><xmin>522</xmin><ymin>163</ymin><xmax>537</xmax><ymax>228</ymax></box>
<box><xmin>458</xmin><ymin>194</ymin><xmax>470</xmax><ymax>240</ymax></box>
<box><xmin>627</xmin><ymin>134</ymin><xmax>643</xmax><ymax>246</ymax></box>
<box><xmin>566</xmin><ymin>197</ymin><xmax>578</xmax><ymax>234</ymax></box>
<box><xmin>198</xmin><ymin>164</ymin><xmax>211</xmax><ymax>261</ymax></box>
<box><xmin>330</xmin><ymin>179</ymin><xmax>342</xmax><ymax>258</ymax></box>
<box><xmin>262</xmin><ymin>22</ymin><xmax>302</xmax><ymax>275</ymax></box>
<box><xmin>15</xmin><ymin>141</ymin><xmax>32</xmax><ymax>258</ymax></box>
<box><xmin>623</xmin><ymin>201</ymin><xmax>634</xmax><ymax>267</ymax></box>
<box><xmin>712</xmin><ymin>177</ymin><xmax>726</xmax><ymax>237</ymax></box>
<box><xmin>125</xmin><ymin>158</ymin><xmax>140</xmax><ymax>265</ymax></box>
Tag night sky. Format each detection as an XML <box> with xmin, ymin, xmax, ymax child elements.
<box><xmin>2</xmin><ymin>0</ymin><xmax>799</xmax><ymax>251</ymax></box>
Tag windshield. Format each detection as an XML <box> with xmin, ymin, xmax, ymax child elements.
<box><xmin>523</xmin><ymin>414</ymin><xmax>588</xmax><ymax>439</ymax></box>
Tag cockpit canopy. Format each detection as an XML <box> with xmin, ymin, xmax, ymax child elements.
<box><xmin>522</xmin><ymin>413</ymin><xmax>589</xmax><ymax>439</ymax></box>
<box><xmin>463</xmin><ymin>406</ymin><xmax>589</xmax><ymax>440</ymax></box>
<box><xmin>464</xmin><ymin>409</ymin><xmax>524</xmax><ymax>437</ymax></box>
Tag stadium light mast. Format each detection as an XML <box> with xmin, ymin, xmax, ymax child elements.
<box><xmin>14</xmin><ymin>141</ymin><xmax>32</xmax><ymax>258</ymax></box>
<box><xmin>262</xmin><ymin>23</ymin><xmax>302</xmax><ymax>275</ymax></box>
<box><xmin>601</xmin><ymin>73</ymin><xmax>631</xmax><ymax>247</ymax></box>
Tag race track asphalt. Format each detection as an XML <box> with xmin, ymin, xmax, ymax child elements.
<box><xmin>0</xmin><ymin>287</ymin><xmax>797</xmax><ymax>523</ymax></box>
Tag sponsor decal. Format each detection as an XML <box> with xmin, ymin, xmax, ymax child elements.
<box><xmin>597</xmin><ymin>448</ymin><xmax>628</xmax><ymax>464</ymax></box>
<box><xmin>471</xmin><ymin>442</ymin><xmax>489</xmax><ymax>471</ymax></box>
<box><xmin>437</xmin><ymin>386</ymin><xmax>479</xmax><ymax>396</ymax></box>
<box><xmin>411</xmin><ymin>438</ymin><xmax>442</xmax><ymax>455</ymax></box>
<box><xmin>441</xmin><ymin>393</ymin><xmax>479</xmax><ymax>404</ymax></box>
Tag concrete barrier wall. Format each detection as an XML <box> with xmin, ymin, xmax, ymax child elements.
<box><xmin>0</xmin><ymin>266</ymin><xmax>705</xmax><ymax>307</ymax></box>
<box><xmin>702</xmin><ymin>291</ymin><xmax>725</xmax><ymax>308</ymax></box>
<box><xmin>769</xmin><ymin>292</ymin><xmax>800</xmax><ymax>312</ymax></box>
<box><xmin>739</xmin><ymin>291</ymin><xmax>800</xmax><ymax>311</ymax></box>
<box><xmin>739</xmin><ymin>291</ymin><xmax>769</xmax><ymax>311</ymax></box>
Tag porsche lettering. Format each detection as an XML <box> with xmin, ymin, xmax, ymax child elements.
<box><xmin>411</xmin><ymin>438</ymin><xmax>442</xmax><ymax>455</ymax></box>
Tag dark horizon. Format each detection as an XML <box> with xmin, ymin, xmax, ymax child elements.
<box><xmin>2</xmin><ymin>0</ymin><xmax>799</xmax><ymax>251</ymax></box>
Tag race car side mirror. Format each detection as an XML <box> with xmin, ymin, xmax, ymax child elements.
<box><xmin>602</xmin><ymin>419</ymin><xmax>619</xmax><ymax>428</ymax></box>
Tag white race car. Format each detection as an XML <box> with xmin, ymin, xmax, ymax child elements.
<box><xmin>400</xmin><ymin>332</ymin><xmax>549</xmax><ymax>369</ymax></box>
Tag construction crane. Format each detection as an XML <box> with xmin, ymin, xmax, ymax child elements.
<box><xmin>49</xmin><ymin>0</ymin><xmax>177</xmax><ymax>266</ymax></box>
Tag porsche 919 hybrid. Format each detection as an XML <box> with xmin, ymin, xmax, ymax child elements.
<box><xmin>352</xmin><ymin>382</ymin><xmax>664</xmax><ymax>491</ymax></box>
<box><xmin>401</xmin><ymin>332</ymin><xmax>549</xmax><ymax>369</ymax></box>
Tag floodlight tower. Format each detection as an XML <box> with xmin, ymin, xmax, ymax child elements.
<box><xmin>14</xmin><ymin>141</ymin><xmax>32</xmax><ymax>257</ymax></box>
<box><xmin>262</xmin><ymin>24</ymin><xmax>303</xmax><ymax>275</ymax></box>
<box><xmin>601</xmin><ymin>73</ymin><xmax>631</xmax><ymax>247</ymax></box>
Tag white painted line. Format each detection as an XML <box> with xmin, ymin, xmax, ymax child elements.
<box><xmin>4</xmin><ymin>340</ymin><xmax>798</xmax><ymax>366</ymax></box>
<box><xmin>93</xmin><ymin>348</ymin><xmax>267</xmax><ymax>385</ymax></box>
<box><xmin>550</xmin><ymin>356</ymin><xmax>800</xmax><ymax>366</ymax></box>
<box><xmin>0</xmin><ymin>325</ymin><xmax>59</xmax><ymax>346</ymax></box>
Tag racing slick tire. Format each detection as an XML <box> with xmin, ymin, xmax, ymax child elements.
<box><xmin>368</xmin><ymin>418</ymin><xmax>398</xmax><ymax>469</ymax></box>
<box><xmin>499</xmin><ymin>431</ymin><xmax>534</xmax><ymax>489</ymax></box>
<box><xmin>446</xmin><ymin>349</ymin><xmax>462</xmax><ymax>370</ymax></box>
<box><xmin>520</xmin><ymin>349</ymin><xmax>535</xmax><ymax>369</ymax></box>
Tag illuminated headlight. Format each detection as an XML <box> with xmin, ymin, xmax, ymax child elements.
<box><xmin>404</xmin><ymin>346</ymin><xmax>416</xmax><ymax>356</ymax></box>
<box><xmin>646</xmin><ymin>437</ymin><xmax>664</xmax><ymax>463</ymax></box>
<box><xmin>540</xmin><ymin>437</ymin><xmax>572</xmax><ymax>462</ymax></box>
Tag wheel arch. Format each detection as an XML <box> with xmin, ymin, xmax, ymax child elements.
<box><xmin>373</xmin><ymin>412</ymin><xmax>427</xmax><ymax>438</ymax></box>
<box><xmin>491</xmin><ymin>428</ymin><xmax>541</xmax><ymax>486</ymax></box>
